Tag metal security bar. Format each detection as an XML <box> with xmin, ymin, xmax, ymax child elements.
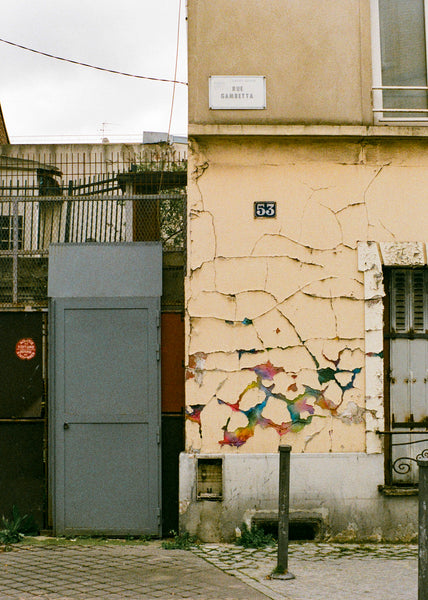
<box><xmin>0</xmin><ymin>194</ymin><xmax>186</xmax><ymax>307</ymax></box>
<box><xmin>372</xmin><ymin>86</ymin><xmax>428</xmax><ymax>121</ymax></box>
<box><xmin>0</xmin><ymin>145</ymin><xmax>187</xmax><ymax>307</ymax></box>
<box><xmin>0</xmin><ymin>147</ymin><xmax>187</xmax><ymax>197</ymax></box>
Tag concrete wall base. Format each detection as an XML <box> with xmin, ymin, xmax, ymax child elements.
<box><xmin>179</xmin><ymin>452</ymin><xmax>418</xmax><ymax>542</ymax></box>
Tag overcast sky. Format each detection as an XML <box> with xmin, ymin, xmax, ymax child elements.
<box><xmin>0</xmin><ymin>0</ymin><xmax>187</xmax><ymax>142</ymax></box>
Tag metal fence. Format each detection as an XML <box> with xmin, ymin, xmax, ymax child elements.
<box><xmin>0</xmin><ymin>145</ymin><xmax>187</xmax><ymax>307</ymax></box>
<box><xmin>0</xmin><ymin>194</ymin><xmax>186</xmax><ymax>307</ymax></box>
<box><xmin>0</xmin><ymin>146</ymin><xmax>187</xmax><ymax>196</ymax></box>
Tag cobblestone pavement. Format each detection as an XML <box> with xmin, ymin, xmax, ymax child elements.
<box><xmin>0</xmin><ymin>540</ymin><xmax>419</xmax><ymax>600</ymax></box>
<box><xmin>192</xmin><ymin>542</ymin><xmax>418</xmax><ymax>600</ymax></box>
<box><xmin>0</xmin><ymin>540</ymin><xmax>269</xmax><ymax>600</ymax></box>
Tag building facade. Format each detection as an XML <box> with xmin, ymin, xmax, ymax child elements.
<box><xmin>182</xmin><ymin>0</ymin><xmax>428</xmax><ymax>541</ymax></box>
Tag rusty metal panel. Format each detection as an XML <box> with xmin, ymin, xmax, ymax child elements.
<box><xmin>161</xmin><ymin>313</ymin><xmax>185</xmax><ymax>413</ymax></box>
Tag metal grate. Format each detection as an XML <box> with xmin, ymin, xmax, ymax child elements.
<box><xmin>0</xmin><ymin>144</ymin><xmax>187</xmax><ymax>308</ymax></box>
<box><xmin>0</xmin><ymin>145</ymin><xmax>187</xmax><ymax>197</ymax></box>
<box><xmin>0</xmin><ymin>194</ymin><xmax>186</xmax><ymax>307</ymax></box>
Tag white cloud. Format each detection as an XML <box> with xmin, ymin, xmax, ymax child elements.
<box><xmin>0</xmin><ymin>0</ymin><xmax>187</xmax><ymax>140</ymax></box>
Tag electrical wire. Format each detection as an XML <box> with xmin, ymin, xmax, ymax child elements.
<box><xmin>0</xmin><ymin>37</ymin><xmax>188</xmax><ymax>85</ymax></box>
<box><xmin>167</xmin><ymin>0</ymin><xmax>183</xmax><ymax>141</ymax></box>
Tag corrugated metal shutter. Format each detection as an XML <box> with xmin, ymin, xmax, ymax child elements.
<box><xmin>390</xmin><ymin>269</ymin><xmax>428</xmax><ymax>333</ymax></box>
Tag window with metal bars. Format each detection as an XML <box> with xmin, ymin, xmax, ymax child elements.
<box><xmin>371</xmin><ymin>0</ymin><xmax>428</xmax><ymax>122</ymax></box>
<box><xmin>0</xmin><ymin>215</ymin><xmax>22</xmax><ymax>250</ymax></box>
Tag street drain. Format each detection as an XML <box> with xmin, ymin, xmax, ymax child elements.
<box><xmin>255</xmin><ymin>518</ymin><xmax>321</xmax><ymax>541</ymax></box>
<box><xmin>289</xmin><ymin>520</ymin><xmax>318</xmax><ymax>541</ymax></box>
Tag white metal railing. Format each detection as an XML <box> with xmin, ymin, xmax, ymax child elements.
<box><xmin>372</xmin><ymin>86</ymin><xmax>428</xmax><ymax>121</ymax></box>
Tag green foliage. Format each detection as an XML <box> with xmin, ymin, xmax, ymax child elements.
<box><xmin>162</xmin><ymin>530</ymin><xmax>198</xmax><ymax>550</ymax></box>
<box><xmin>159</xmin><ymin>195</ymin><xmax>186</xmax><ymax>249</ymax></box>
<box><xmin>235</xmin><ymin>522</ymin><xmax>275</xmax><ymax>549</ymax></box>
<box><xmin>134</xmin><ymin>143</ymin><xmax>187</xmax><ymax>250</ymax></box>
<box><xmin>0</xmin><ymin>506</ymin><xmax>37</xmax><ymax>547</ymax></box>
<box><xmin>133</xmin><ymin>143</ymin><xmax>187</xmax><ymax>174</ymax></box>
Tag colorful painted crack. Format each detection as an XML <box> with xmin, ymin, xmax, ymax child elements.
<box><xmin>186</xmin><ymin>352</ymin><xmax>361</xmax><ymax>447</ymax></box>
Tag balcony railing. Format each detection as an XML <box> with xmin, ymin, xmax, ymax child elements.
<box><xmin>372</xmin><ymin>85</ymin><xmax>428</xmax><ymax>122</ymax></box>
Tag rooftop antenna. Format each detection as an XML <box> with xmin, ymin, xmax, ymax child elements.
<box><xmin>99</xmin><ymin>122</ymin><xmax>114</xmax><ymax>143</ymax></box>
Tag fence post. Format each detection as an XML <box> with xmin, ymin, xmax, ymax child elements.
<box><xmin>12</xmin><ymin>195</ymin><xmax>19</xmax><ymax>304</ymax></box>
<box><xmin>272</xmin><ymin>444</ymin><xmax>295</xmax><ymax>580</ymax></box>
<box><xmin>418</xmin><ymin>458</ymin><xmax>428</xmax><ymax>600</ymax></box>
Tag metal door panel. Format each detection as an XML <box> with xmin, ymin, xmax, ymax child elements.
<box><xmin>0</xmin><ymin>422</ymin><xmax>45</xmax><ymax>527</ymax></box>
<box><xmin>0</xmin><ymin>312</ymin><xmax>44</xmax><ymax>418</ymax></box>
<box><xmin>51</xmin><ymin>297</ymin><xmax>160</xmax><ymax>536</ymax></box>
<box><xmin>390</xmin><ymin>338</ymin><xmax>428</xmax><ymax>483</ymax></box>
<box><xmin>390</xmin><ymin>339</ymin><xmax>411</xmax><ymax>423</ymax></box>
<box><xmin>63</xmin><ymin>307</ymin><xmax>150</xmax><ymax>420</ymax></box>
<box><xmin>64</xmin><ymin>423</ymin><xmax>155</xmax><ymax>533</ymax></box>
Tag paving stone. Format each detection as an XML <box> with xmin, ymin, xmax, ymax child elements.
<box><xmin>0</xmin><ymin>540</ymin><xmax>421</xmax><ymax>599</ymax></box>
<box><xmin>0</xmin><ymin>541</ymin><xmax>269</xmax><ymax>599</ymax></box>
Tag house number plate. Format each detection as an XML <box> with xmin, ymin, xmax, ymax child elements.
<box><xmin>254</xmin><ymin>201</ymin><xmax>276</xmax><ymax>218</ymax></box>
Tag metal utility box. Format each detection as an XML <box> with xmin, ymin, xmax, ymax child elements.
<box><xmin>197</xmin><ymin>458</ymin><xmax>223</xmax><ymax>500</ymax></box>
<box><xmin>48</xmin><ymin>243</ymin><xmax>162</xmax><ymax>536</ymax></box>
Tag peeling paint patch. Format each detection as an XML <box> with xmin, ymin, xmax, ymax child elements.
<box><xmin>185</xmin><ymin>404</ymin><xmax>205</xmax><ymax>437</ymax></box>
<box><xmin>186</xmin><ymin>352</ymin><xmax>208</xmax><ymax>385</ymax></box>
<box><xmin>214</xmin><ymin>348</ymin><xmax>362</xmax><ymax>448</ymax></box>
<box><xmin>338</xmin><ymin>401</ymin><xmax>366</xmax><ymax>425</ymax></box>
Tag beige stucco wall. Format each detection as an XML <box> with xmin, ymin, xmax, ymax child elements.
<box><xmin>188</xmin><ymin>0</ymin><xmax>373</xmax><ymax>126</ymax></box>
<box><xmin>185</xmin><ymin>134</ymin><xmax>428</xmax><ymax>457</ymax></box>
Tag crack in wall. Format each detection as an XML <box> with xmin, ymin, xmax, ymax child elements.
<box><xmin>186</xmin><ymin>298</ymin><xmax>366</xmax><ymax>449</ymax></box>
<box><xmin>185</xmin><ymin>148</ymin><xmax>390</xmax><ymax>453</ymax></box>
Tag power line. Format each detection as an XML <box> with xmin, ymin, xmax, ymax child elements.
<box><xmin>0</xmin><ymin>37</ymin><xmax>188</xmax><ymax>85</ymax></box>
<box><xmin>167</xmin><ymin>0</ymin><xmax>182</xmax><ymax>142</ymax></box>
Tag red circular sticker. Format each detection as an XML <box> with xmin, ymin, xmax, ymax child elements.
<box><xmin>16</xmin><ymin>338</ymin><xmax>37</xmax><ymax>360</ymax></box>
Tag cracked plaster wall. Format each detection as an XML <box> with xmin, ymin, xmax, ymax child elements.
<box><xmin>185</xmin><ymin>136</ymin><xmax>428</xmax><ymax>456</ymax></box>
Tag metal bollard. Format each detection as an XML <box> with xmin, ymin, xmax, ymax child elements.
<box><xmin>418</xmin><ymin>458</ymin><xmax>428</xmax><ymax>600</ymax></box>
<box><xmin>272</xmin><ymin>445</ymin><xmax>295</xmax><ymax>580</ymax></box>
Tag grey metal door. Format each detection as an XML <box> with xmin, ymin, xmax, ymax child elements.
<box><xmin>51</xmin><ymin>297</ymin><xmax>161</xmax><ymax>535</ymax></box>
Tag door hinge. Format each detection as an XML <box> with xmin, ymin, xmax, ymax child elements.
<box><xmin>157</xmin><ymin>428</ymin><xmax>161</xmax><ymax>444</ymax></box>
<box><xmin>157</xmin><ymin>507</ymin><xmax>161</xmax><ymax>525</ymax></box>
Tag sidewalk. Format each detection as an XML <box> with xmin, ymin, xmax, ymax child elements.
<box><xmin>192</xmin><ymin>542</ymin><xmax>418</xmax><ymax>600</ymax></box>
<box><xmin>0</xmin><ymin>539</ymin><xmax>268</xmax><ymax>600</ymax></box>
<box><xmin>0</xmin><ymin>539</ymin><xmax>419</xmax><ymax>600</ymax></box>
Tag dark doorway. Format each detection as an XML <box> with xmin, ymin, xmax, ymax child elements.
<box><xmin>0</xmin><ymin>311</ymin><xmax>46</xmax><ymax>529</ymax></box>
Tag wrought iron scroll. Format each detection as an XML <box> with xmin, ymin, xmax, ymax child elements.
<box><xmin>392</xmin><ymin>447</ymin><xmax>428</xmax><ymax>475</ymax></box>
<box><xmin>377</xmin><ymin>431</ymin><xmax>428</xmax><ymax>480</ymax></box>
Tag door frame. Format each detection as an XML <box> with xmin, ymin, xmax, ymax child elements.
<box><xmin>49</xmin><ymin>296</ymin><xmax>162</xmax><ymax>536</ymax></box>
